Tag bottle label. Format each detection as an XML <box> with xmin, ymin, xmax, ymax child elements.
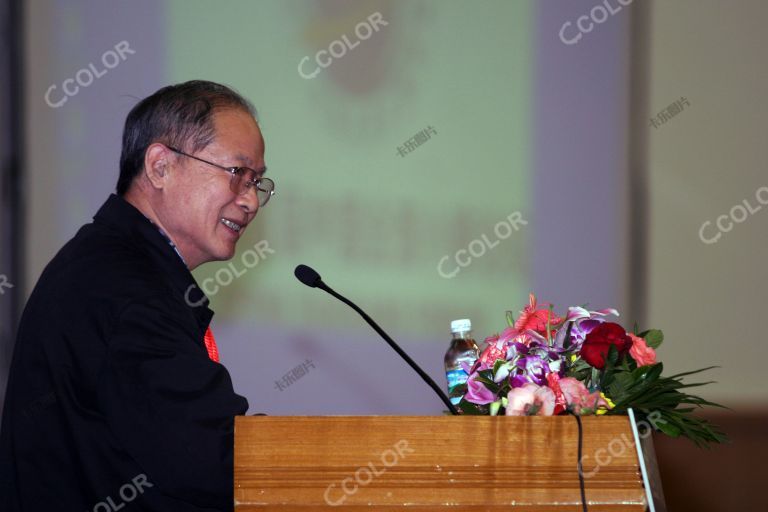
<box><xmin>446</xmin><ymin>369</ymin><xmax>469</xmax><ymax>405</ymax></box>
<box><xmin>446</xmin><ymin>369</ymin><xmax>468</xmax><ymax>389</ymax></box>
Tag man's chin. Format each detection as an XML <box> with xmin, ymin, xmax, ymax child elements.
<box><xmin>207</xmin><ymin>246</ymin><xmax>237</xmax><ymax>264</ymax></box>
<box><xmin>218</xmin><ymin>249</ymin><xmax>237</xmax><ymax>262</ymax></box>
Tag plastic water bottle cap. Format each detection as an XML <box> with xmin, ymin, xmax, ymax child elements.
<box><xmin>450</xmin><ymin>319</ymin><xmax>472</xmax><ymax>333</ymax></box>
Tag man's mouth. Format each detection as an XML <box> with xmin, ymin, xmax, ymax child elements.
<box><xmin>220</xmin><ymin>218</ymin><xmax>243</xmax><ymax>233</ymax></box>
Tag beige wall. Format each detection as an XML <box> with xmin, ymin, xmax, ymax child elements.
<box><xmin>24</xmin><ymin>0</ymin><xmax>57</xmax><ymax>292</ymax></box>
<box><xmin>647</xmin><ymin>0</ymin><xmax>768</xmax><ymax>405</ymax></box>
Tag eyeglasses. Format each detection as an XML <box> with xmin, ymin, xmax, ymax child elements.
<box><xmin>166</xmin><ymin>145</ymin><xmax>275</xmax><ymax>207</ymax></box>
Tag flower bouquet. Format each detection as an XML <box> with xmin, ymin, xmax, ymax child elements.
<box><xmin>457</xmin><ymin>294</ymin><xmax>726</xmax><ymax>447</ymax></box>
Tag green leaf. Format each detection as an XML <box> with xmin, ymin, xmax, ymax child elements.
<box><xmin>450</xmin><ymin>383</ymin><xmax>468</xmax><ymax>398</ymax></box>
<box><xmin>457</xmin><ymin>399</ymin><xmax>487</xmax><ymax>415</ymax></box>
<box><xmin>655</xmin><ymin>415</ymin><xmax>682</xmax><ymax>437</ymax></box>
<box><xmin>506</xmin><ymin>310</ymin><xmax>515</xmax><ymax>327</ymax></box>
<box><xmin>642</xmin><ymin>363</ymin><xmax>664</xmax><ymax>382</ymax></box>
<box><xmin>477</xmin><ymin>369</ymin><xmax>494</xmax><ymax>381</ymax></box>
<box><xmin>546</xmin><ymin>305</ymin><xmax>554</xmax><ymax>344</ymax></box>
<box><xmin>590</xmin><ymin>367</ymin><xmax>601</xmax><ymax>389</ymax></box>
<box><xmin>599</xmin><ymin>346</ymin><xmax>620</xmax><ymax>389</ymax></box>
<box><xmin>667</xmin><ymin>366</ymin><xmax>719</xmax><ymax>380</ymax></box>
<box><xmin>606</xmin><ymin>344</ymin><xmax>619</xmax><ymax>367</ymax></box>
<box><xmin>642</xmin><ymin>329</ymin><xmax>664</xmax><ymax>349</ymax></box>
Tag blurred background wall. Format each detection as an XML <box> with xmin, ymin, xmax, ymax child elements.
<box><xmin>645</xmin><ymin>1</ymin><xmax>768</xmax><ymax>509</ymax></box>
<box><xmin>1</xmin><ymin>0</ymin><xmax>766</xmax><ymax>509</ymax></box>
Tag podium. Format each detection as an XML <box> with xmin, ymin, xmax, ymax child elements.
<box><xmin>234</xmin><ymin>416</ymin><xmax>663</xmax><ymax>510</ymax></box>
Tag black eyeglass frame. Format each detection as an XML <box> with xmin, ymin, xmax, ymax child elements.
<box><xmin>165</xmin><ymin>145</ymin><xmax>275</xmax><ymax>206</ymax></box>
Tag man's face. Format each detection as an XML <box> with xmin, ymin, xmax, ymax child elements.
<box><xmin>161</xmin><ymin>108</ymin><xmax>266</xmax><ymax>269</ymax></box>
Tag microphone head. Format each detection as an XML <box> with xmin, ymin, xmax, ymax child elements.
<box><xmin>294</xmin><ymin>264</ymin><xmax>322</xmax><ymax>288</ymax></box>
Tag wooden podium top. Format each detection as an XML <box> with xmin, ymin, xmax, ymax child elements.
<box><xmin>234</xmin><ymin>415</ymin><xmax>647</xmax><ymax>511</ymax></box>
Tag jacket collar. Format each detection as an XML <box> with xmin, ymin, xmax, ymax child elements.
<box><xmin>93</xmin><ymin>194</ymin><xmax>213</xmax><ymax>330</ymax></box>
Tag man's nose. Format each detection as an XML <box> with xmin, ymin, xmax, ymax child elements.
<box><xmin>235</xmin><ymin>186</ymin><xmax>259</xmax><ymax>213</ymax></box>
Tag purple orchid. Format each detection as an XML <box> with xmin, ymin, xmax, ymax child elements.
<box><xmin>464</xmin><ymin>368</ymin><xmax>496</xmax><ymax>405</ymax></box>
<box><xmin>554</xmin><ymin>306</ymin><xmax>620</xmax><ymax>349</ymax></box>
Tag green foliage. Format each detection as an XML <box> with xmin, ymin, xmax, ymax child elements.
<box><xmin>458</xmin><ymin>398</ymin><xmax>488</xmax><ymax>415</ymax></box>
<box><xmin>604</xmin><ymin>363</ymin><xmax>727</xmax><ymax>447</ymax></box>
<box><xmin>639</xmin><ymin>329</ymin><xmax>664</xmax><ymax>349</ymax></box>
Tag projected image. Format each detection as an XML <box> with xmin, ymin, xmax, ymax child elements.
<box><xmin>171</xmin><ymin>0</ymin><xmax>533</xmax><ymax>338</ymax></box>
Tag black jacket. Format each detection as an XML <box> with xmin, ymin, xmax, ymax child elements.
<box><xmin>0</xmin><ymin>195</ymin><xmax>249</xmax><ymax>511</ymax></box>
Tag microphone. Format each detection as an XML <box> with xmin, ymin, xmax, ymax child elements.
<box><xmin>294</xmin><ymin>264</ymin><xmax>325</xmax><ymax>290</ymax></box>
<box><xmin>294</xmin><ymin>264</ymin><xmax>459</xmax><ymax>415</ymax></box>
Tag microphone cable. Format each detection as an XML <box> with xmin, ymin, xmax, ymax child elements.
<box><xmin>570</xmin><ymin>411</ymin><xmax>588</xmax><ymax>512</ymax></box>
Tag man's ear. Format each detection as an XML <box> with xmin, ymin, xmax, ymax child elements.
<box><xmin>143</xmin><ymin>143</ymin><xmax>171</xmax><ymax>189</ymax></box>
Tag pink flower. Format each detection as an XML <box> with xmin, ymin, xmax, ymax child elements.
<box><xmin>558</xmin><ymin>377</ymin><xmax>608</xmax><ymax>415</ymax></box>
<box><xmin>514</xmin><ymin>294</ymin><xmax>563</xmax><ymax>337</ymax></box>
<box><xmin>628</xmin><ymin>333</ymin><xmax>657</xmax><ymax>367</ymax></box>
<box><xmin>505</xmin><ymin>383</ymin><xmax>556</xmax><ymax>416</ymax></box>
<box><xmin>477</xmin><ymin>334</ymin><xmax>506</xmax><ymax>366</ymax></box>
<box><xmin>499</xmin><ymin>326</ymin><xmax>542</xmax><ymax>347</ymax></box>
<box><xmin>464</xmin><ymin>372</ymin><xmax>496</xmax><ymax>405</ymax></box>
<box><xmin>559</xmin><ymin>377</ymin><xmax>590</xmax><ymax>407</ymax></box>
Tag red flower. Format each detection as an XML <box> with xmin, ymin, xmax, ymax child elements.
<box><xmin>514</xmin><ymin>294</ymin><xmax>563</xmax><ymax>337</ymax></box>
<box><xmin>580</xmin><ymin>322</ymin><xmax>632</xmax><ymax>369</ymax></box>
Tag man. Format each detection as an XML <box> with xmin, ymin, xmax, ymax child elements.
<box><xmin>0</xmin><ymin>81</ymin><xmax>274</xmax><ymax>511</ymax></box>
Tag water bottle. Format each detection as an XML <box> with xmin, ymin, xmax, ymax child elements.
<box><xmin>444</xmin><ymin>319</ymin><xmax>479</xmax><ymax>406</ymax></box>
